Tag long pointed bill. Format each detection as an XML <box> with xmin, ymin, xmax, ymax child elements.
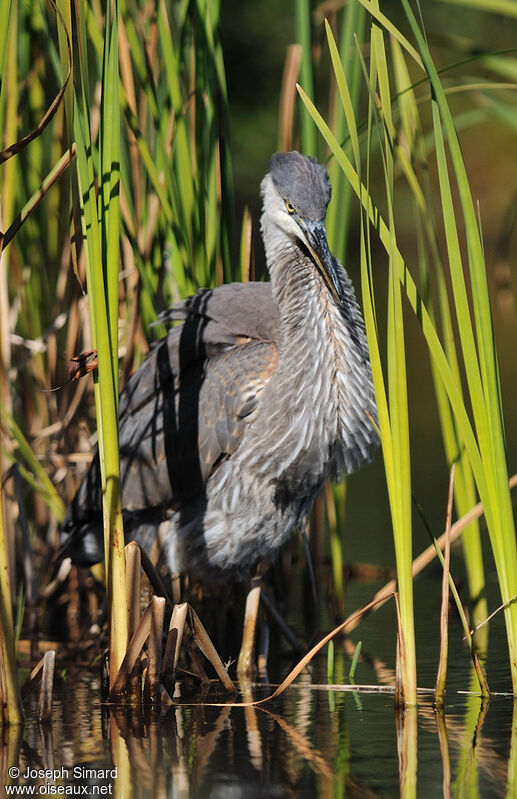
<box><xmin>302</xmin><ymin>219</ymin><xmax>345</xmax><ymax>304</ymax></box>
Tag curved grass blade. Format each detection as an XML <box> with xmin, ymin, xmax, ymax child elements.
<box><xmin>402</xmin><ymin>0</ymin><xmax>517</xmax><ymax>696</ymax></box>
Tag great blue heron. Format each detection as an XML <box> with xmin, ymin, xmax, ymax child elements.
<box><xmin>61</xmin><ymin>151</ymin><xmax>378</xmax><ymax>587</ymax></box>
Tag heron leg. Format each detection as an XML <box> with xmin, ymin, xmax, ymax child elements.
<box><xmin>237</xmin><ymin>576</ymin><xmax>262</xmax><ymax>682</ymax></box>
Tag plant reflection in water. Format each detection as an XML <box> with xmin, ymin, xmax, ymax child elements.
<box><xmin>1</xmin><ymin>667</ymin><xmax>515</xmax><ymax>799</ymax></box>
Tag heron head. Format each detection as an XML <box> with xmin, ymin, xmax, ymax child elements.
<box><xmin>261</xmin><ymin>151</ymin><xmax>344</xmax><ymax>304</ymax></box>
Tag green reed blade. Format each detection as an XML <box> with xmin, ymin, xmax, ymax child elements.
<box><xmin>325</xmin><ymin>19</ymin><xmax>361</xmax><ymax>172</ymax></box>
<box><xmin>417</xmin><ymin>221</ymin><xmax>488</xmax><ymax>636</ymax></box>
<box><xmin>357</xmin><ymin>0</ymin><xmax>424</xmax><ymax>70</ymax></box>
<box><xmin>100</xmin><ymin>0</ymin><xmax>121</xmax><ymax>391</ymax></box>
<box><xmin>435</xmin><ymin>0</ymin><xmax>517</xmax><ymax>13</ymax></box>
<box><xmin>402</xmin><ymin>0</ymin><xmax>517</xmax><ymax>694</ymax></box>
<box><xmin>296</xmin><ymin>86</ymin><xmax>486</xmax><ymax>492</ymax></box>
<box><xmin>157</xmin><ymin>0</ymin><xmax>195</xmax><ymax>235</ymax></box>
<box><xmin>55</xmin><ymin>0</ymin><xmax>73</xmax><ymax>140</ymax></box>
<box><xmin>390</xmin><ymin>35</ymin><xmax>488</xmax><ymax>635</ymax></box>
<box><xmin>370</xmin><ymin>21</ymin><xmax>416</xmax><ymax>704</ymax></box>
<box><xmin>349</xmin><ymin>640</ymin><xmax>362</xmax><ymax>685</ymax></box>
<box><xmin>3</xmin><ymin>412</ymin><xmax>65</xmax><ymax>522</ymax></box>
<box><xmin>0</xmin><ymin>0</ymin><xmax>13</xmax><ymax>100</ymax></box>
<box><xmin>325</xmin><ymin>7</ymin><xmax>365</xmax><ymax>260</ymax></box>
<box><xmin>297</xmin><ymin>75</ymin><xmax>510</xmax><ymax>701</ymax></box>
<box><xmin>0</xmin><ymin>474</ymin><xmax>23</xmax><ymax>725</ymax></box>
<box><xmin>295</xmin><ymin>0</ymin><xmax>316</xmax><ymax>156</ymax></box>
<box><xmin>86</xmin><ymin>3</ymin><xmax>176</xmax><ymax>229</ymax></box>
<box><xmin>429</xmin><ymin>527</ymin><xmax>489</xmax><ymax>698</ymax></box>
<box><xmin>344</xmin><ymin>12</ymin><xmax>417</xmax><ymax>704</ymax></box>
<box><xmin>73</xmin><ymin>0</ymin><xmax>128</xmax><ymax>688</ymax></box>
<box><xmin>328</xmin><ymin>482</ymin><xmax>346</xmax><ymax>614</ymax></box>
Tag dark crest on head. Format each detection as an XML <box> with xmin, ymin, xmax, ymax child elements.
<box><xmin>269</xmin><ymin>151</ymin><xmax>331</xmax><ymax>221</ymax></box>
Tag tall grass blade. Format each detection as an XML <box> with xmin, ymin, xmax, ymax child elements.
<box><xmin>435</xmin><ymin>465</ymin><xmax>455</xmax><ymax>707</ymax></box>
<box><xmin>373</xmin><ymin>15</ymin><xmax>416</xmax><ymax>704</ymax></box>
<box><xmin>73</xmin><ymin>0</ymin><xmax>128</xmax><ymax>689</ymax></box>
<box><xmin>295</xmin><ymin>0</ymin><xmax>316</xmax><ymax>155</ymax></box>
<box><xmin>327</xmin><ymin>482</ymin><xmax>345</xmax><ymax>616</ymax></box>
<box><xmin>435</xmin><ymin>0</ymin><xmax>517</xmax><ymax>13</ymax></box>
<box><xmin>349</xmin><ymin>640</ymin><xmax>362</xmax><ymax>684</ymax></box>
<box><xmin>0</xmin><ymin>0</ymin><xmax>18</xmax><ymax>423</ymax></box>
<box><xmin>356</xmin><ymin>0</ymin><xmax>424</xmax><ymax>70</ymax></box>
<box><xmin>278</xmin><ymin>44</ymin><xmax>302</xmax><ymax>151</ymax></box>
<box><xmin>55</xmin><ymin>0</ymin><xmax>73</xmax><ymax>140</ymax></box>
<box><xmin>2</xmin><ymin>413</ymin><xmax>66</xmax><ymax>521</ymax></box>
<box><xmin>390</xmin><ymin>35</ymin><xmax>488</xmax><ymax>634</ymax></box>
<box><xmin>0</xmin><ymin>472</ymin><xmax>23</xmax><ymax>724</ymax></box>
<box><xmin>0</xmin><ymin>0</ymin><xmax>13</xmax><ymax>99</ymax></box>
<box><xmin>297</xmin><ymin>85</ymin><xmax>487</xmax><ymax>481</ymax></box>
<box><xmin>401</xmin><ymin>0</ymin><xmax>517</xmax><ymax>694</ymax></box>
<box><xmin>298</xmin><ymin>13</ymin><xmax>517</xmax><ymax>696</ymax></box>
<box><xmin>325</xmin><ymin>8</ymin><xmax>366</xmax><ymax>260</ymax></box>
<box><xmin>332</xmin><ymin>14</ymin><xmax>416</xmax><ymax>704</ymax></box>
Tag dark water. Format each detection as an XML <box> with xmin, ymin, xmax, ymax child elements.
<box><xmin>4</xmin><ymin>569</ymin><xmax>516</xmax><ymax>798</ymax></box>
<box><xmin>4</xmin><ymin>677</ymin><xmax>514</xmax><ymax>798</ymax></box>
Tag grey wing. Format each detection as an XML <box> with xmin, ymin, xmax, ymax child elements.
<box><xmin>197</xmin><ymin>339</ymin><xmax>278</xmax><ymax>482</ymax></box>
<box><xmin>117</xmin><ymin>281</ymin><xmax>280</xmax><ymax>506</ymax></box>
<box><xmin>61</xmin><ymin>290</ymin><xmax>279</xmax><ymax>564</ymax></box>
<box><xmin>118</xmin><ymin>336</ymin><xmax>279</xmax><ymax>510</ymax></box>
<box><xmin>156</xmin><ymin>282</ymin><xmax>281</xmax><ymax>345</ymax></box>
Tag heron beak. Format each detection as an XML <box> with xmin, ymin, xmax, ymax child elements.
<box><xmin>302</xmin><ymin>219</ymin><xmax>345</xmax><ymax>304</ymax></box>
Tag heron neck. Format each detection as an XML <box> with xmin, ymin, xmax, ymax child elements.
<box><xmin>249</xmin><ymin>218</ymin><xmax>377</xmax><ymax>497</ymax></box>
<box><xmin>264</xmin><ymin>225</ymin><xmax>339</xmax><ymax>354</ymax></box>
<box><xmin>259</xmin><ymin>233</ymin><xmax>348</xmax><ymax>461</ymax></box>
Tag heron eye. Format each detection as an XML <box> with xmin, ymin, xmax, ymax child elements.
<box><xmin>285</xmin><ymin>201</ymin><xmax>296</xmax><ymax>214</ymax></box>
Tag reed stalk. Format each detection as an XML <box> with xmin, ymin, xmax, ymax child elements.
<box><xmin>0</xmin><ymin>0</ymin><xmax>22</xmax><ymax>728</ymax></box>
<box><xmin>325</xmin><ymin>3</ymin><xmax>366</xmax><ymax>262</ymax></box>
<box><xmin>300</xmin><ymin>3</ymin><xmax>517</xmax><ymax>696</ymax></box>
<box><xmin>2</xmin><ymin>0</ymin><xmax>517</xmax><ymax>712</ymax></box>
<box><xmin>326</xmin><ymin>482</ymin><xmax>346</xmax><ymax>617</ymax></box>
<box><xmin>72</xmin><ymin>0</ymin><xmax>128</xmax><ymax>690</ymax></box>
<box><xmin>402</xmin><ymin>0</ymin><xmax>517</xmax><ymax>695</ymax></box>
<box><xmin>0</xmin><ymin>472</ymin><xmax>23</xmax><ymax>725</ymax></box>
<box><xmin>0</xmin><ymin>0</ymin><xmax>13</xmax><ymax>90</ymax></box>
<box><xmin>37</xmin><ymin>650</ymin><xmax>55</xmax><ymax>723</ymax></box>
<box><xmin>431</xmin><ymin>537</ymin><xmax>489</xmax><ymax>698</ymax></box>
<box><xmin>294</xmin><ymin>0</ymin><xmax>316</xmax><ymax>156</ymax></box>
<box><xmin>390</xmin><ymin>36</ymin><xmax>488</xmax><ymax>636</ymax></box>
<box><xmin>434</xmin><ymin>466</ymin><xmax>455</xmax><ymax>707</ymax></box>
<box><xmin>317</xmin><ymin>16</ymin><xmax>417</xmax><ymax>704</ymax></box>
<box><xmin>162</xmin><ymin>602</ymin><xmax>189</xmax><ymax>686</ymax></box>
<box><xmin>143</xmin><ymin>596</ymin><xmax>165</xmax><ymax>702</ymax></box>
